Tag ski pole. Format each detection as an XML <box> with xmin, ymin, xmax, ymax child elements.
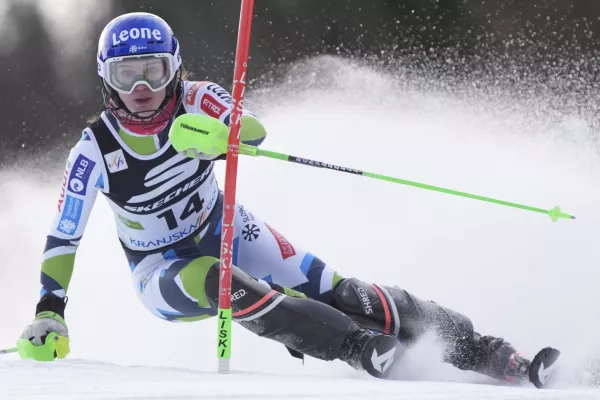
<box><xmin>0</xmin><ymin>347</ymin><xmax>17</xmax><ymax>355</ymax></box>
<box><xmin>169</xmin><ymin>114</ymin><xmax>576</xmax><ymax>222</ymax></box>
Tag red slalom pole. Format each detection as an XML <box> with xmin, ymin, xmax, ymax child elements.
<box><xmin>217</xmin><ymin>0</ymin><xmax>255</xmax><ymax>373</ymax></box>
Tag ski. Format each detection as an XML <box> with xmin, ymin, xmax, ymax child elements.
<box><xmin>359</xmin><ymin>334</ymin><xmax>405</xmax><ymax>379</ymax></box>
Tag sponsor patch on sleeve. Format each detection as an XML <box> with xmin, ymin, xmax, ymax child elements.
<box><xmin>185</xmin><ymin>81</ymin><xmax>208</xmax><ymax>106</ymax></box>
<box><xmin>67</xmin><ymin>154</ymin><xmax>96</xmax><ymax>195</ymax></box>
<box><xmin>57</xmin><ymin>168</ymin><xmax>69</xmax><ymax>212</ymax></box>
<box><xmin>200</xmin><ymin>93</ymin><xmax>226</xmax><ymax>118</ymax></box>
<box><xmin>207</xmin><ymin>84</ymin><xmax>233</xmax><ymax>105</ymax></box>
<box><xmin>57</xmin><ymin>195</ymin><xmax>84</xmax><ymax>235</ymax></box>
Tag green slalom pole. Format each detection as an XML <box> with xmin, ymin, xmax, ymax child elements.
<box><xmin>169</xmin><ymin>114</ymin><xmax>576</xmax><ymax>222</ymax></box>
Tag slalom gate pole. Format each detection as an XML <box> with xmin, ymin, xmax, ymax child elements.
<box><xmin>217</xmin><ymin>0</ymin><xmax>255</xmax><ymax>374</ymax></box>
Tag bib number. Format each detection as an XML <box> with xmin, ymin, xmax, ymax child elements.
<box><xmin>156</xmin><ymin>192</ymin><xmax>205</xmax><ymax>230</ymax></box>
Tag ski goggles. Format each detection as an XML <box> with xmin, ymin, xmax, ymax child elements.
<box><xmin>98</xmin><ymin>53</ymin><xmax>178</xmax><ymax>94</ymax></box>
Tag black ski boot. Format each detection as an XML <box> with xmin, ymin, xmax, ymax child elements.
<box><xmin>470</xmin><ymin>335</ymin><xmax>561</xmax><ymax>389</ymax></box>
<box><xmin>331</xmin><ymin>279</ymin><xmax>539</xmax><ymax>382</ymax></box>
<box><xmin>330</xmin><ymin>278</ymin><xmax>561</xmax><ymax>387</ymax></box>
<box><xmin>473</xmin><ymin>335</ymin><xmax>531</xmax><ymax>382</ymax></box>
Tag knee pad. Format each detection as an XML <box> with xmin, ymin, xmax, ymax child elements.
<box><xmin>333</xmin><ymin>278</ymin><xmax>475</xmax><ymax>347</ymax></box>
<box><xmin>332</xmin><ymin>278</ymin><xmax>402</xmax><ymax>336</ymax></box>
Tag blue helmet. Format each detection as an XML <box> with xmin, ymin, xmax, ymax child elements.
<box><xmin>97</xmin><ymin>12</ymin><xmax>183</xmax><ymax>123</ymax></box>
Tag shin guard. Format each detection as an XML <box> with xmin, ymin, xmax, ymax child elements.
<box><xmin>205</xmin><ymin>263</ymin><xmax>360</xmax><ymax>361</ymax></box>
<box><xmin>332</xmin><ymin>278</ymin><xmax>479</xmax><ymax>369</ymax></box>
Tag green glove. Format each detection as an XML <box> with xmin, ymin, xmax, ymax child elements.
<box><xmin>19</xmin><ymin>308</ymin><xmax>70</xmax><ymax>361</ymax></box>
<box><xmin>169</xmin><ymin>114</ymin><xmax>229</xmax><ymax>157</ymax></box>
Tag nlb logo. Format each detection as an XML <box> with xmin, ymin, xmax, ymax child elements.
<box><xmin>68</xmin><ymin>155</ymin><xmax>95</xmax><ymax>195</ymax></box>
<box><xmin>112</xmin><ymin>28</ymin><xmax>162</xmax><ymax>46</ymax></box>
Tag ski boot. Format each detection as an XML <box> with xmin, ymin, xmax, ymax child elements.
<box><xmin>330</xmin><ymin>278</ymin><xmax>560</xmax><ymax>388</ymax></box>
<box><xmin>474</xmin><ymin>335</ymin><xmax>530</xmax><ymax>382</ymax></box>
<box><xmin>471</xmin><ymin>335</ymin><xmax>560</xmax><ymax>389</ymax></box>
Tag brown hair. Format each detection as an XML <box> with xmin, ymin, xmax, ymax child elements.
<box><xmin>86</xmin><ymin>68</ymin><xmax>191</xmax><ymax>124</ymax></box>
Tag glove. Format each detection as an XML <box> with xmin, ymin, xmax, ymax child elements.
<box><xmin>183</xmin><ymin>148</ymin><xmax>226</xmax><ymax>161</ymax></box>
<box><xmin>170</xmin><ymin>114</ymin><xmax>229</xmax><ymax>160</ymax></box>
<box><xmin>21</xmin><ymin>311</ymin><xmax>68</xmax><ymax>346</ymax></box>
<box><xmin>19</xmin><ymin>294</ymin><xmax>70</xmax><ymax>360</ymax></box>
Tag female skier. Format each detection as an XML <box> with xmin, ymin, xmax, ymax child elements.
<box><xmin>20</xmin><ymin>12</ymin><xmax>556</xmax><ymax>386</ymax></box>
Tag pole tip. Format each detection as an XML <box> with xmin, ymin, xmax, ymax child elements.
<box><xmin>218</xmin><ymin>358</ymin><xmax>230</xmax><ymax>373</ymax></box>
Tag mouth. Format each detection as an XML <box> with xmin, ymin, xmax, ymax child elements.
<box><xmin>133</xmin><ymin>97</ymin><xmax>152</xmax><ymax>105</ymax></box>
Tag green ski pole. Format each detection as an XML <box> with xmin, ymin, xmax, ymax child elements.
<box><xmin>169</xmin><ymin>114</ymin><xmax>576</xmax><ymax>222</ymax></box>
<box><xmin>0</xmin><ymin>347</ymin><xmax>17</xmax><ymax>355</ymax></box>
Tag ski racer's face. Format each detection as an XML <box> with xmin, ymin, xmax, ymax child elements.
<box><xmin>109</xmin><ymin>56</ymin><xmax>171</xmax><ymax>117</ymax></box>
<box><xmin>119</xmin><ymin>84</ymin><xmax>167</xmax><ymax>117</ymax></box>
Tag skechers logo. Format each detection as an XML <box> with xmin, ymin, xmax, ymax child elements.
<box><xmin>111</xmin><ymin>28</ymin><xmax>162</xmax><ymax>46</ymax></box>
<box><xmin>357</xmin><ymin>287</ymin><xmax>373</xmax><ymax>315</ymax></box>
<box><xmin>181</xmin><ymin>123</ymin><xmax>209</xmax><ymax>135</ymax></box>
<box><xmin>125</xmin><ymin>156</ymin><xmax>211</xmax><ymax>213</ymax></box>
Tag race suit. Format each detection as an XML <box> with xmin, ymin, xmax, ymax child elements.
<box><xmin>36</xmin><ymin>80</ymin><xmax>528</xmax><ymax>382</ymax></box>
<box><xmin>41</xmin><ymin>80</ymin><xmax>343</xmax><ymax>321</ymax></box>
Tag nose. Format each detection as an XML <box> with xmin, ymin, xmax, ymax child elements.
<box><xmin>133</xmin><ymin>83</ymin><xmax>152</xmax><ymax>93</ymax></box>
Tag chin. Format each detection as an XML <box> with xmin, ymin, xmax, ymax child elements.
<box><xmin>132</xmin><ymin>108</ymin><xmax>161</xmax><ymax>118</ymax></box>
<box><xmin>135</xmin><ymin>110</ymin><xmax>156</xmax><ymax>117</ymax></box>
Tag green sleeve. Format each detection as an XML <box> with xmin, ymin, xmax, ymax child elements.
<box><xmin>40</xmin><ymin>238</ymin><xmax>77</xmax><ymax>297</ymax></box>
<box><xmin>240</xmin><ymin>114</ymin><xmax>267</xmax><ymax>146</ymax></box>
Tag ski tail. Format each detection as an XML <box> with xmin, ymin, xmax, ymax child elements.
<box><xmin>529</xmin><ymin>347</ymin><xmax>561</xmax><ymax>389</ymax></box>
<box><xmin>359</xmin><ymin>333</ymin><xmax>405</xmax><ymax>379</ymax></box>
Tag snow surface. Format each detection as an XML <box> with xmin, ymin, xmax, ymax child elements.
<box><xmin>2</xmin><ymin>56</ymin><xmax>600</xmax><ymax>399</ymax></box>
<box><xmin>1</xmin><ymin>360</ymin><xmax>598</xmax><ymax>400</ymax></box>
